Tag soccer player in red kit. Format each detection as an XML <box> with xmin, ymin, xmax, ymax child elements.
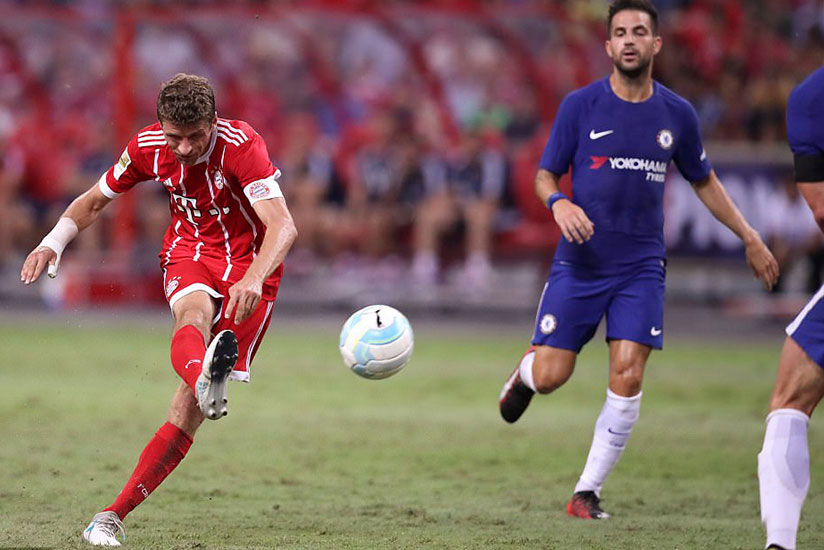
<box><xmin>20</xmin><ymin>73</ymin><xmax>297</xmax><ymax>546</ymax></box>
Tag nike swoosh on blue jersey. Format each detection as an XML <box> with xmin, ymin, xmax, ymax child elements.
<box><xmin>589</xmin><ymin>129</ymin><xmax>614</xmax><ymax>140</ymax></box>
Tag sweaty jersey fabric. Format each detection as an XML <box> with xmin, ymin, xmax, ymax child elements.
<box><xmin>539</xmin><ymin>77</ymin><xmax>711</xmax><ymax>271</ymax></box>
<box><xmin>100</xmin><ymin>119</ymin><xmax>284</xmax><ymax>301</ymax></box>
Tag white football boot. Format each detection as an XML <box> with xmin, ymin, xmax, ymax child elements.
<box><xmin>82</xmin><ymin>511</ymin><xmax>125</xmax><ymax>546</ymax></box>
<box><xmin>195</xmin><ymin>330</ymin><xmax>238</xmax><ymax>420</ymax></box>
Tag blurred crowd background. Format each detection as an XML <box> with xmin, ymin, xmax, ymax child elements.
<box><xmin>1</xmin><ymin>0</ymin><xmax>823</xmax><ymax>312</ymax></box>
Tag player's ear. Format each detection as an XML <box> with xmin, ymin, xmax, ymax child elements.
<box><xmin>653</xmin><ymin>35</ymin><xmax>662</xmax><ymax>56</ymax></box>
<box><xmin>605</xmin><ymin>38</ymin><xmax>614</xmax><ymax>58</ymax></box>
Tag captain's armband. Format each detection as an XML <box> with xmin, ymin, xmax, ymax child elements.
<box><xmin>243</xmin><ymin>170</ymin><xmax>284</xmax><ymax>205</ymax></box>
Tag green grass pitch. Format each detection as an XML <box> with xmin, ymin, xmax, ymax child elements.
<box><xmin>0</xmin><ymin>315</ymin><xmax>821</xmax><ymax>549</ymax></box>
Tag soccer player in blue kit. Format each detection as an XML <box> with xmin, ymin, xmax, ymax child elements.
<box><xmin>757</xmin><ymin>67</ymin><xmax>824</xmax><ymax>550</ymax></box>
<box><xmin>498</xmin><ymin>0</ymin><xmax>779</xmax><ymax>519</ymax></box>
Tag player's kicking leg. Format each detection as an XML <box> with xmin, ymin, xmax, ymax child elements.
<box><xmin>167</xmin><ymin>289</ymin><xmax>238</xmax><ymax>420</ymax></box>
<box><xmin>196</xmin><ymin>329</ymin><xmax>239</xmax><ymax>420</ymax></box>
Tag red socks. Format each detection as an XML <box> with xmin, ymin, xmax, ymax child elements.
<box><xmin>170</xmin><ymin>325</ymin><xmax>206</xmax><ymax>391</ymax></box>
<box><xmin>102</xmin><ymin>327</ymin><xmax>205</xmax><ymax>519</ymax></box>
<box><xmin>104</xmin><ymin>422</ymin><xmax>193</xmax><ymax>520</ymax></box>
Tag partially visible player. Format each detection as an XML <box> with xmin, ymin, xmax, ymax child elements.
<box><xmin>498</xmin><ymin>0</ymin><xmax>778</xmax><ymax>520</ymax></box>
<box><xmin>20</xmin><ymin>74</ymin><xmax>297</xmax><ymax>546</ymax></box>
<box><xmin>758</xmin><ymin>66</ymin><xmax>824</xmax><ymax>550</ymax></box>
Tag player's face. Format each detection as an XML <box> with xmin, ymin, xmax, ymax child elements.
<box><xmin>161</xmin><ymin>118</ymin><xmax>216</xmax><ymax>166</ymax></box>
<box><xmin>606</xmin><ymin>10</ymin><xmax>661</xmax><ymax>79</ymax></box>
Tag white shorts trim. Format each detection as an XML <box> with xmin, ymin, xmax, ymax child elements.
<box><xmin>168</xmin><ymin>283</ymin><xmax>224</xmax><ymax>310</ymax></box>
<box><xmin>786</xmin><ymin>283</ymin><xmax>824</xmax><ymax>336</ymax></box>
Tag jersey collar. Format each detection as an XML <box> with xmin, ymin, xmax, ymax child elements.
<box><xmin>192</xmin><ymin>125</ymin><xmax>218</xmax><ymax>165</ymax></box>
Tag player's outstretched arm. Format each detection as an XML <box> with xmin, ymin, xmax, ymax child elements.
<box><xmin>535</xmin><ymin>168</ymin><xmax>593</xmax><ymax>244</ymax></box>
<box><xmin>224</xmin><ymin>198</ymin><xmax>298</xmax><ymax>324</ymax></box>
<box><xmin>691</xmin><ymin>170</ymin><xmax>779</xmax><ymax>290</ymax></box>
<box><xmin>20</xmin><ymin>182</ymin><xmax>112</xmax><ymax>284</ymax></box>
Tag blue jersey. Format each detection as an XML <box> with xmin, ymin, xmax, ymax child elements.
<box><xmin>787</xmin><ymin>67</ymin><xmax>824</xmax><ymax>165</ymax></box>
<box><xmin>539</xmin><ymin>77</ymin><xmax>711</xmax><ymax>271</ymax></box>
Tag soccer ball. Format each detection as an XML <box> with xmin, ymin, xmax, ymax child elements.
<box><xmin>339</xmin><ymin>305</ymin><xmax>414</xmax><ymax>380</ymax></box>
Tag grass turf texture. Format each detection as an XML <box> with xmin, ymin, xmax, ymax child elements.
<box><xmin>0</xmin><ymin>316</ymin><xmax>821</xmax><ymax>549</ymax></box>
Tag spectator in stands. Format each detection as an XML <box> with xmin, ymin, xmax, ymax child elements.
<box><xmin>277</xmin><ymin>112</ymin><xmax>341</xmax><ymax>274</ymax></box>
<box><xmin>337</xmin><ymin>107</ymin><xmax>406</xmax><ymax>272</ymax></box>
<box><xmin>410</xmin><ymin>125</ymin><xmax>506</xmax><ymax>289</ymax></box>
<box><xmin>0</xmin><ymin>114</ymin><xmax>30</xmax><ymax>269</ymax></box>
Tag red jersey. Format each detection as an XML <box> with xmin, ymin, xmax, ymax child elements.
<box><xmin>100</xmin><ymin>118</ymin><xmax>284</xmax><ymax>300</ymax></box>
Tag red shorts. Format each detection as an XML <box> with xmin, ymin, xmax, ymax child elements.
<box><xmin>163</xmin><ymin>260</ymin><xmax>275</xmax><ymax>382</ymax></box>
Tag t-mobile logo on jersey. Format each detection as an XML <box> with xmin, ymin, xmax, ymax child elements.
<box><xmin>171</xmin><ymin>193</ymin><xmax>202</xmax><ymax>224</ymax></box>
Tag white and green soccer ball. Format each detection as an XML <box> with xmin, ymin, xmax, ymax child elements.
<box><xmin>339</xmin><ymin>305</ymin><xmax>414</xmax><ymax>380</ymax></box>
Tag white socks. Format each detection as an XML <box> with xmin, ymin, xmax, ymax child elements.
<box><xmin>758</xmin><ymin>408</ymin><xmax>811</xmax><ymax>550</ymax></box>
<box><xmin>574</xmin><ymin>389</ymin><xmax>642</xmax><ymax>496</ymax></box>
<box><xmin>518</xmin><ymin>349</ymin><xmax>537</xmax><ymax>392</ymax></box>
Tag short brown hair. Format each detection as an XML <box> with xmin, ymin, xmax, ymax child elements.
<box><xmin>156</xmin><ymin>73</ymin><xmax>216</xmax><ymax>126</ymax></box>
<box><xmin>608</xmin><ymin>0</ymin><xmax>659</xmax><ymax>36</ymax></box>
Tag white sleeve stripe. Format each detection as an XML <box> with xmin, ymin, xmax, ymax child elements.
<box><xmin>217</xmin><ymin>120</ymin><xmax>249</xmax><ymax>141</ymax></box>
<box><xmin>97</xmin><ymin>173</ymin><xmax>121</xmax><ymax>199</ymax></box>
<box><xmin>217</xmin><ymin>131</ymin><xmax>243</xmax><ymax>147</ymax></box>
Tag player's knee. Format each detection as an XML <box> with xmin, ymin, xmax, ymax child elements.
<box><xmin>610</xmin><ymin>361</ymin><xmax>645</xmax><ymax>396</ymax></box>
<box><xmin>532</xmin><ymin>362</ymin><xmax>573</xmax><ymax>394</ymax></box>
<box><xmin>175</xmin><ymin>310</ymin><xmax>211</xmax><ymax>335</ymax></box>
<box><xmin>769</xmin><ymin>385</ymin><xmax>819</xmax><ymax>417</ymax></box>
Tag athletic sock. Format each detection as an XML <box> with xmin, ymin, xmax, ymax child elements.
<box><xmin>574</xmin><ymin>389</ymin><xmax>642</xmax><ymax>496</ymax></box>
<box><xmin>518</xmin><ymin>348</ymin><xmax>537</xmax><ymax>392</ymax></box>
<box><xmin>758</xmin><ymin>408</ymin><xmax>810</xmax><ymax>550</ymax></box>
<box><xmin>105</xmin><ymin>422</ymin><xmax>193</xmax><ymax>520</ymax></box>
<box><xmin>170</xmin><ymin>325</ymin><xmax>207</xmax><ymax>391</ymax></box>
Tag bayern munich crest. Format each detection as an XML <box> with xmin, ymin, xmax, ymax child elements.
<box><xmin>249</xmin><ymin>181</ymin><xmax>270</xmax><ymax>199</ymax></box>
<box><xmin>212</xmin><ymin>168</ymin><xmax>225</xmax><ymax>190</ymax></box>
<box><xmin>656</xmin><ymin>129</ymin><xmax>674</xmax><ymax>150</ymax></box>
<box><xmin>165</xmin><ymin>276</ymin><xmax>181</xmax><ymax>297</ymax></box>
<box><xmin>540</xmin><ymin>314</ymin><xmax>557</xmax><ymax>335</ymax></box>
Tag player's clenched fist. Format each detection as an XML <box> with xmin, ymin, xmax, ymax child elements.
<box><xmin>20</xmin><ymin>246</ymin><xmax>58</xmax><ymax>285</ymax></box>
<box><xmin>551</xmin><ymin>199</ymin><xmax>594</xmax><ymax>244</ymax></box>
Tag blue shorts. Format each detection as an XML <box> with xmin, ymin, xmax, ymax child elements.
<box><xmin>531</xmin><ymin>260</ymin><xmax>665</xmax><ymax>353</ymax></box>
<box><xmin>786</xmin><ymin>285</ymin><xmax>824</xmax><ymax>368</ymax></box>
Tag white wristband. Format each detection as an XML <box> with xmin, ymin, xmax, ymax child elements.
<box><xmin>39</xmin><ymin>217</ymin><xmax>79</xmax><ymax>277</ymax></box>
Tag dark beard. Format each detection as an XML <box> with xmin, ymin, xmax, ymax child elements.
<box><xmin>614</xmin><ymin>57</ymin><xmax>651</xmax><ymax>80</ymax></box>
